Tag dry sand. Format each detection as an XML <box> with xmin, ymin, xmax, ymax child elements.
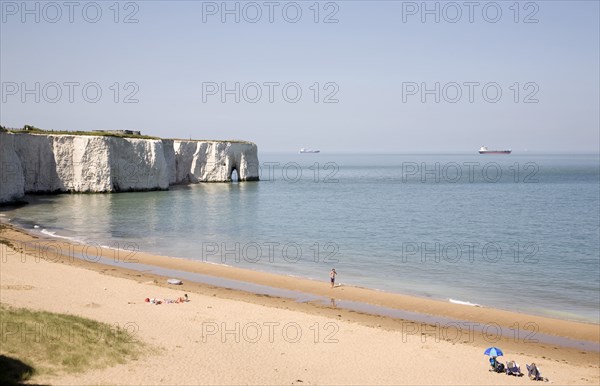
<box><xmin>1</xmin><ymin>225</ymin><xmax>599</xmax><ymax>385</ymax></box>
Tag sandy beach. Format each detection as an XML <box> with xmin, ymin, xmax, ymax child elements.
<box><xmin>1</xmin><ymin>224</ymin><xmax>599</xmax><ymax>385</ymax></box>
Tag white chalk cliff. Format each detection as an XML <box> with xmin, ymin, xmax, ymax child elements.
<box><xmin>0</xmin><ymin>132</ymin><xmax>259</xmax><ymax>204</ymax></box>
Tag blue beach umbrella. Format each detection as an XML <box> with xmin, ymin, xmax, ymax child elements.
<box><xmin>484</xmin><ymin>347</ymin><xmax>504</xmax><ymax>357</ymax></box>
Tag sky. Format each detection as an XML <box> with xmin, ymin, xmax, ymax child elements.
<box><xmin>1</xmin><ymin>0</ymin><xmax>599</xmax><ymax>153</ymax></box>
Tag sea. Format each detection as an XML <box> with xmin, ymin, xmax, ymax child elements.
<box><xmin>2</xmin><ymin>153</ymin><xmax>599</xmax><ymax>323</ymax></box>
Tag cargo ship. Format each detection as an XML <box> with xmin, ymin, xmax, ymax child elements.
<box><xmin>299</xmin><ymin>148</ymin><xmax>320</xmax><ymax>154</ymax></box>
<box><xmin>479</xmin><ymin>146</ymin><xmax>511</xmax><ymax>154</ymax></box>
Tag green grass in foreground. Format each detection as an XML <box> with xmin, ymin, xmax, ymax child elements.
<box><xmin>0</xmin><ymin>304</ymin><xmax>147</xmax><ymax>383</ymax></box>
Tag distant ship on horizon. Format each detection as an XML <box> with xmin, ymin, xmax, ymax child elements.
<box><xmin>299</xmin><ymin>148</ymin><xmax>320</xmax><ymax>154</ymax></box>
<box><xmin>479</xmin><ymin>146</ymin><xmax>511</xmax><ymax>154</ymax></box>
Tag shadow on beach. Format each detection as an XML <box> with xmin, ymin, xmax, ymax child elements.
<box><xmin>0</xmin><ymin>354</ymin><xmax>44</xmax><ymax>386</ymax></box>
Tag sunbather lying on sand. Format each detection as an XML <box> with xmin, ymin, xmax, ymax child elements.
<box><xmin>145</xmin><ymin>294</ymin><xmax>189</xmax><ymax>304</ymax></box>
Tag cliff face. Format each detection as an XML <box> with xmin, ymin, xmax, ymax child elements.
<box><xmin>173</xmin><ymin>141</ymin><xmax>259</xmax><ymax>183</ymax></box>
<box><xmin>0</xmin><ymin>132</ymin><xmax>259</xmax><ymax>204</ymax></box>
<box><xmin>0</xmin><ymin>133</ymin><xmax>25</xmax><ymax>203</ymax></box>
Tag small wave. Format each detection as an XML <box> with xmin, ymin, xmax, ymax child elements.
<box><xmin>202</xmin><ymin>261</ymin><xmax>233</xmax><ymax>268</ymax></box>
<box><xmin>449</xmin><ymin>298</ymin><xmax>481</xmax><ymax>307</ymax></box>
<box><xmin>40</xmin><ymin>228</ymin><xmax>82</xmax><ymax>243</ymax></box>
<box><xmin>39</xmin><ymin>230</ymin><xmax>125</xmax><ymax>253</ymax></box>
<box><xmin>97</xmin><ymin>244</ymin><xmax>122</xmax><ymax>251</ymax></box>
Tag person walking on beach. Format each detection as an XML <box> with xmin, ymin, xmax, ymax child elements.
<box><xmin>330</xmin><ymin>268</ymin><xmax>337</xmax><ymax>288</ymax></box>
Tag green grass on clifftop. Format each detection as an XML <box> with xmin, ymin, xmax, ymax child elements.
<box><xmin>169</xmin><ymin>138</ymin><xmax>255</xmax><ymax>144</ymax></box>
<box><xmin>1</xmin><ymin>125</ymin><xmax>255</xmax><ymax>144</ymax></box>
<box><xmin>3</xmin><ymin>125</ymin><xmax>159</xmax><ymax>140</ymax></box>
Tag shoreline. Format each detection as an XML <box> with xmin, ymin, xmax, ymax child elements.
<box><xmin>2</xmin><ymin>222</ymin><xmax>600</xmax><ymax>384</ymax></box>
<box><xmin>4</xmin><ymin>216</ymin><xmax>598</xmax><ymax>326</ymax></box>
<box><xmin>1</xmin><ymin>223</ymin><xmax>598</xmax><ymax>349</ymax></box>
<box><xmin>4</xmin><ymin>198</ymin><xmax>598</xmax><ymax>327</ymax></box>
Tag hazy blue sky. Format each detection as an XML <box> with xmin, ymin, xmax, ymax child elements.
<box><xmin>1</xmin><ymin>0</ymin><xmax>598</xmax><ymax>153</ymax></box>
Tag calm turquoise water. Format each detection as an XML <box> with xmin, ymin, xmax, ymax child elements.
<box><xmin>2</xmin><ymin>153</ymin><xmax>599</xmax><ymax>323</ymax></box>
